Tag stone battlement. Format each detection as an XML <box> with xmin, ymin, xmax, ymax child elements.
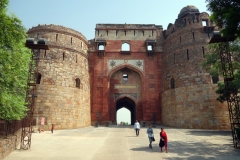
<box><xmin>95</xmin><ymin>24</ymin><xmax>163</xmax><ymax>41</ymax></box>
<box><xmin>96</xmin><ymin>24</ymin><xmax>163</xmax><ymax>30</ymax></box>
<box><xmin>28</xmin><ymin>24</ymin><xmax>88</xmax><ymax>43</ymax></box>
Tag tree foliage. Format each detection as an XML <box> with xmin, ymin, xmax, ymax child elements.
<box><xmin>206</xmin><ymin>0</ymin><xmax>240</xmax><ymax>37</ymax></box>
<box><xmin>202</xmin><ymin>38</ymin><xmax>240</xmax><ymax>102</ymax></box>
<box><xmin>0</xmin><ymin>0</ymin><xmax>31</xmax><ymax>120</ymax></box>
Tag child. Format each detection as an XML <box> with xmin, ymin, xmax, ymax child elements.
<box><xmin>51</xmin><ymin>124</ymin><xmax>54</xmax><ymax>133</ymax></box>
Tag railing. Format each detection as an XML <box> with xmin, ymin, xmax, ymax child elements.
<box><xmin>0</xmin><ymin>120</ymin><xmax>23</xmax><ymax>137</ymax></box>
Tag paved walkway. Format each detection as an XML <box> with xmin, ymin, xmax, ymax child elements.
<box><xmin>4</xmin><ymin>125</ymin><xmax>240</xmax><ymax>160</ymax></box>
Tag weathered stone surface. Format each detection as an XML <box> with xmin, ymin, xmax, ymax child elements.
<box><xmin>27</xmin><ymin>25</ymin><xmax>91</xmax><ymax>130</ymax></box>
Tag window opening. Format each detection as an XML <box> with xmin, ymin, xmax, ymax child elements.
<box><xmin>147</xmin><ymin>45</ymin><xmax>152</xmax><ymax>51</ymax></box>
<box><xmin>152</xmin><ymin>30</ymin><xmax>153</xmax><ymax>36</ymax></box>
<box><xmin>212</xmin><ymin>76</ymin><xmax>219</xmax><ymax>84</ymax></box>
<box><xmin>116</xmin><ymin>30</ymin><xmax>118</xmax><ymax>36</ymax></box>
<box><xmin>184</xmin><ymin>19</ymin><xmax>186</xmax><ymax>25</ymax></box>
<box><xmin>98</xmin><ymin>30</ymin><xmax>99</xmax><ymax>36</ymax></box>
<box><xmin>134</xmin><ymin>30</ymin><xmax>135</xmax><ymax>36</ymax></box>
<box><xmin>37</xmin><ymin>73</ymin><xmax>41</xmax><ymax>84</ymax></box>
<box><xmin>125</xmin><ymin>30</ymin><xmax>126</xmax><ymax>36</ymax></box>
<box><xmin>71</xmin><ymin>37</ymin><xmax>72</xmax><ymax>45</ymax></box>
<box><xmin>76</xmin><ymin>55</ymin><xmax>77</xmax><ymax>63</ymax></box>
<box><xmin>142</xmin><ymin>31</ymin><xmax>144</xmax><ymax>36</ymax></box>
<box><xmin>76</xmin><ymin>78</ymin><xmax>80</xmax><ymax>88</ymax></box>
<box><xmin>202</xmin><ymin>47</ymin><xmax>205</xmax><ymax>56</ymax></box>
<box><xmin>81</xmin><ymin>42</ymin><xmax>83</xmax><ymax>49</ymax></box>
<box><xmin>170</xmin><ymin>78</ymin><xmax>175</xmax><ymax>89</ymax></box>
<box><xmin>202</xmin><ymin>20</ymin><xmax>207</xmax><ymax>26</ymax></box>
<box><xmin>121</xmin><ymin>43</ymin><xmax>130</xmax><ymax>51</ymax></box>
<box><xmin>107</xmin><ymin>30</ymin><xmax>108</xmax><ymax>36</ymax></box>
<box><xmin>63</xmin><ymin>52</ymin><xmax>65</xmax><ymax>60</ymax></box>
<box><xmin>98</xmin><ymin>44</ymin><xmax>104</xmax><ymax>50</ymax></box>
<box><xmin>56</xmin><ymin>34</ymin><xmax>58</xmax><ymax>42</ymax></box>
<box><xmin>123</xmin><ymin>74</ymin><xmax>128</xmax><ymax>82</ymax></box>
<box><xmin>174</xmin><ymin>53</ymin><xmax>176</xmax><ymax>64</ymax></box>
<box><xmin>187</xmin><ymin>49</ymin><xmax>189</xmax><ymax>60</ymax></box>
<box><xmin>180</xmin><ymin>37</ymin><xmax>181</xmax><ymax>44</ymax></box>
<box><xmin>192</xmin><ymin>32</ymin><xmax>195</xmax><ymax>40</ymax></box>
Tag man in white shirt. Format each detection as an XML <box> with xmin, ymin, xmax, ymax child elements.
<box><xmin>134</xmin><ymin>120</ymin><xmax>140</xmax><ymax>136</ymax></box>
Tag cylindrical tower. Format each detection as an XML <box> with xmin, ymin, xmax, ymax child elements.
<box><xmin>27</xmin><ymin>24</ymin><xmax>90</xmax><ymax>130</ymax></box>
<box><xmin>162</xmin><ymin>6</ymin><xmax>230</xmax><ymax>129</ymax></box>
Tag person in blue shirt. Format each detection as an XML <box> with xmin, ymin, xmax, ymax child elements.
<box><xmin>146</xmin><ymin>124</ymin><xmax>154</xmax><ymax>149</ymax></box>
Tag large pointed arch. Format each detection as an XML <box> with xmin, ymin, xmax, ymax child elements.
<box><xmin>108</xmin><ymin>64</ymin><xmax>144</xmax><ymax>79</ymax></box>
<box><xmin>108</xmin><ymin>65</ymin><xmax>144</xmax><ymax>124</ymax></box>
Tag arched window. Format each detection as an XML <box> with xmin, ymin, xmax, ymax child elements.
<box><xmin>98</xmin><ymin>44</ymin><xmax>104</xmax><ymax>50</ymax></box>
<box><xmin>170</xmin><ymin>78</ymin><xmax>175</xmax><ymax>89</ymax></box>
<box><xmin>37</xmin><ymin>73</ymin><xmax>41</xmax><ymax>84</ymax></box>
<box><xmin>123</xmin><ymin>74</ymin><xmax>128</xmax><ymax>81</ymax></box>
<box><xmin>147</xmin><ymin>45</ymin><xmax>152</xmax><ymax>51</ymax></box>
<box><xmin>121</xmin><ymin>43</ymin><xmax>130</xmax><ymax>51</ymax></box>
<box><xmin>76</xmin><ymin>78</ymin><xmax>80</xmax><ymax>88</ymax></box>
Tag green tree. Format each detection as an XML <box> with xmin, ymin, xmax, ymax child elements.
<box><xmin>202</xmin><ymin>38</ymin><xmax>240</xmax><ymax>102</ymax></box>
<box><xmin>0</xmin><ymin>0</ymin><xmax>31</xmax><ymax>120</ymax></box>
<box><xmin>206</xmin><ymin>0</ymin><xmax>240</xmax><ymax>37</ymax></box>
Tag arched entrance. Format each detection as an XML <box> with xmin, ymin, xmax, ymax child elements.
<box><xmin>116</xmin><ymin>97</ymin><xmax>136</xmax><ymax>125</ymax></box>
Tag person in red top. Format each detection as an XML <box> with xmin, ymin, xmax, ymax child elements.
<box><xmin>51</xmin><ymin>124</ymin><xmax>54</xmax><ymax>133</ymax></box>
<box><xmin>159</xmin><ymin>128</ymin><xmax>168</xmax><ymax>153</ymax></box>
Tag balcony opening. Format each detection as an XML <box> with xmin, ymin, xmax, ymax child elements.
<box><xmin>121</xmin><ymin>43</ymin><xmax>130</xmax><ymax>51</ymax></box>
<box><xmin>98</xmin><ymin>44</ymin><xmax>105</xmax><ymax>50</ymax></box>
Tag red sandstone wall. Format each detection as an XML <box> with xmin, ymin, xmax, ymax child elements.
<box><xmin>89</xmin><ymin>36</ymin><xmax>162</xmax><ymax>124</ymax></box>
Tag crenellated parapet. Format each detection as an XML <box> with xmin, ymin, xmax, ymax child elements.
<box><xmin>27</xmin><ymin>24</ymin><xmax>88</xmax><ymax>58</ymax></box>
<box><xmin>95</xmin><ymin>24</ymin><xmax>163</xmax><ymax>41</ymax></box>
<box><xmin>28</xmin><ymin>24</ymin><xmax>88</xmax><ymax>43</ymax></box>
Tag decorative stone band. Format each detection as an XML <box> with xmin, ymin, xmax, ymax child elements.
<box><xmin>108</xmin><ymin>59</ymin><xmax>144</xmax><ymax>72</ymax></box>
<box><xmin>114</xmin><ymin>93</ymin><xmax>138</xmax><ymax>101</ymax></box>
<box><xmin>114</xmin><ymin>84</ymin><xmax>138</xmax><ymax>89</ymax></box>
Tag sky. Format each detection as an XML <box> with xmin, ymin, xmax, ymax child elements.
<box><xmin>117</xmin><ymin>108</ymin><xmax>130</xmax><ymax>124</ymax></box>
<box><xmin>8</xmin><ymin>0</ymin><xmax>209</xmax><ymax>124</ymax></box>
<box><xmin>8</xmin><ymin>0</ymin><xmax>210</xmax><ymax>40</ymax></box>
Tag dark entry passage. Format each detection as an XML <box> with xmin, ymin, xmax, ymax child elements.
<box><xmin>116</xmin><ymin>97</ymin><xmax>136</xmax><ymax>125</ymax></box>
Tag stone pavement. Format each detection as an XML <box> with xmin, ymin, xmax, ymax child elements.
<box><xmin>4</xmin><ymin>125</ymin><xmax>240</xmax><ymax>160</ymax></box>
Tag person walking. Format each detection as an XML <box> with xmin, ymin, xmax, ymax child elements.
<box><xmin>134</xmin><ymin>120</ymin><xmax>140</xmax><ymax>136</ymax></box>
<box><xmin>160</xmin><ymin>128</ymin><xmax>168</xmax><ymax>153</ymax></box>
<box><xmin>146</xmin><ymin>124</ymin><xmax>154</xmax><ymax>149</ymax></box>
<box><xmin>51</xmin><ymin>124</ymin><xmax>54</xmax><ymax>133</ymax></box>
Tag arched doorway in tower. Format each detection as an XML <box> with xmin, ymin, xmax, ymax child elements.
<box><xmin>116</xmin><ymin>97</ymin><xmax>136</xmax><ymax>125</ymax></box>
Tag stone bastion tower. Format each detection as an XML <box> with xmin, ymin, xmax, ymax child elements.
<box><xmin>27</xmin><ymin>24</ymin><xmax>91</xmax><ymax>130</ymax></box>
<box><xmin>161</xmin><ymin>6</ymin><xmax>229</xmax><ymax>129</ymax></box>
